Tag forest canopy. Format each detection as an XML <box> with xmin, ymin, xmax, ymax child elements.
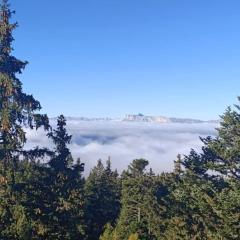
<box><xmin>1</xmin><ymin>1</ymin><xmax>240</xmax><ymax>239</ymax></box>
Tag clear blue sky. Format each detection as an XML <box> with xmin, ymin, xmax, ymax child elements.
<box><xmin>11</xmin><ymin>0</ymin><xmax>240</xmax><ymax>119</ymax></box>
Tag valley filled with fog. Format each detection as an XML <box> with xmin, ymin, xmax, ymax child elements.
<box><xmin>25</xmin><ymin>119</ymin><xmax>218</xmax><ymax>174</ymax></box>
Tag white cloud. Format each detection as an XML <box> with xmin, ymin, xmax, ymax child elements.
<box><xmin>25</xmin><ymin>121</ymin><xmax>218</xmax><ymax>175</ymax></box>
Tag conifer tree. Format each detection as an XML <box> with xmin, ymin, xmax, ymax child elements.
<box><xmin>0</xmin><ymin>1</ymin><xmax>48</xmax><ymax>238</ymax></box>
<box><xmin>47</xmin><ymin>114</ymin><xmax>73</xmax><ymax>170</ymax></box>
<box><xmin>43</xmin><ymin>115</ymin><xmax>86</xmax><ymax>239</ymax></box>
<box><xmin>14</xmin><ymin>116</ymin><xmax>86</xmax><ymax>239</ymax></box>
<box><xmin>172</xmin><ymin>98</ymin><xmax>240</xmax><ymax>239</ymax></box>
<box><xmin>0</xmin><ymin>0</ymin><xmax>49</xmax><ymax>164</ymax></box>
<box><xmin>206</xmin><ymin>99</ymin><xmax>240</xmax><ymax>179</ymax></box>
<box><xmin>85</xmin><ymin>158</ymin><xmax>120</xmax><ymax>240</ymax></box>
<box><xmin>115</xmin><ymin>159</ymin><xmax>161</xmax><ymax>240</ymax></box>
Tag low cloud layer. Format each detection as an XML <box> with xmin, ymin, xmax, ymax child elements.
<box><xmin>25</xmin><ymin>121</ymin><xmax>218</xmax><ymax>175</ymax></box>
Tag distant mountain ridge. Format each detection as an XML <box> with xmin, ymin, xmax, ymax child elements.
<box><xmin>52</xmin><ymin>114</ymin><xmax>218</xmax><ymax>124</ymax></box>
<box><xmin>123</xmin><ymin>114</ymin><xmax>218</xmax><ymax>123</ymax></box>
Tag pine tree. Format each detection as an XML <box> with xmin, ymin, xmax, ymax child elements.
<box><xmin>85</xmin><ymin>158</ymin><xmax>120</xmax><ymax>240</ymax></box>
<box><xmin>115</xmin><ymin>159</ymin><xmax>161</xmax><ymax>240</ymax></box>
<box><xmin>0</xmin><ymin>1</ymin><xmax>49</xmax><ymax>238</ymax></box>
<box><xmin>166</xmin><ymin>170</ymin><xmax>222</xmax><ymax>239</ymax></box>
<box><xmin>12</xmin><ymin>116</ymin><xmax>86</xmax><ymax>239</ymax></box>
<box><xmin>47</xmin><ymin>114</ymin><xmax>73</xmax><ymax>170</ymax></box>
<box><xmin>206</xmin><ymin>99</ymin><xmax>240</xmax><ymax>179</ymax></box>
<box><xmin>43</xmin><ymin>115</ymin><xmax>86</xmax><ymax>239</ymax></box>
<box><xmin>0</xmin><ymin>0</ymin><xmax>49</xmax><ymax>164</ymax></box>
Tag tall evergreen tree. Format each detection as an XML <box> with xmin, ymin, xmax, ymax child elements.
<box><xmin>115</xmin><ymin>159</ymin><xmax>160</xmax><ymax>240</ymax></box>
<box><xmin>165</xmin><ymin>100</ymin><xmax>240</xmax><ymax>239</ymax></box>
<box><xmin>42</xmin><ymin>115</ymin><xmax>86</xmax><ymax>239</ymax></box>
<box><xmin>85</xmin><ymin>158</ymin><xmax>120</xmax><ymax>240</ymax></box>
<box><xmin>0</xmin><ymin>1</ymin><xmax>48</xmax><ymax>238</ymax></box>
<box><xmin>206</xmin><ymin>100</ymin><xmax>240</xmax><ymax>179</ymax></box>
<box><xmin>0</xmin><ymin>0</ymin><xmax>49</xmax><ymax>164</ymax></box>
<box><xmin>47</xmin><ymin>114</ymin><xmax>73</xmax><ymax>170</ymax></box>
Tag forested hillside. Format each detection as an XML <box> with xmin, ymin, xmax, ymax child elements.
<box><xmin>1</xmin><ymin>1</ymin><xmax>240</xmax><ymax>239</ymax></box>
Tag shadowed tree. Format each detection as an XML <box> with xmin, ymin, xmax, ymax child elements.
<box><xmin>0</xmin><ymin>0</ymin><xmax>49</xmax><ymax>164</ymax></box>
<box><xmin>115</xmin><ymin>159</ymin><xmax>161</xmax><ymax>240</ymax></box>
<box><xmin>0</xmin><ymin>1</ymin><xmax>49</xmax><ymax>238</ymax></box>
<box><xmin>85</xmin><ymin>158</ymin><xmax>120</xmax><ymax>240</ymax></box>
<box><xmin>40</xmin><ymin>115</ymin><xmax>86</xmax><ymax>239</ymax></box>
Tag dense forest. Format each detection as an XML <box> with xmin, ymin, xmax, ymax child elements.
<box><xmin>1</xmin><ymin>1</ymin><xmax>240</xmax><ymax>239</ymax></box>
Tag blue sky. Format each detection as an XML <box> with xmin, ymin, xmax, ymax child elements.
<box><xmin>11</xmin><ymin>0</ymin><xmax>240</xmax><ymax>119</ymax></box>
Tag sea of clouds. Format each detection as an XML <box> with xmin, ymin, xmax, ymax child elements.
<box><xmin>25</xmin><ymin>120</ymin><xmax>218</xmax><ymax>175</ymax></box>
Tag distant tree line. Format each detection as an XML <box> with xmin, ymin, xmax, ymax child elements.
<box><xmin>1</xmin><ymin>0</ymin><xmax>240</xmax><ymax>239</ymax></box>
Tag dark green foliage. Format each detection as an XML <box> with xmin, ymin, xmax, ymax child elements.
<box><xmin>3</xmin><ymin>1</ymin><xmax>240</xmax><ymax>239</ymax></box>
<box><xmin>115</xmin><ymin>159</ymin><xmax>167</xmax><ymax>240</ymax></box>
<box><xmin>206</xmin><ymin>102</ymin><xmax>240</xmax><ymax>179</ymax></box>
<box><xmin>0</xmin><ymin>158</ymin><xmax>39</xmax><ymax>239</ymax></box>
<box><xmin>162</xmin><ymin>98</ymin><xmax>240</xmax><ymax>239</ymax></box>
<box><xmin>47</xmin><ymin>115</ymin><xmax>73</xmax><ymax>170</ymax></box>
<box><xmin>85</xmin><ymin>158</ymin><xmax>120</xmax><ymax>240</ymax></box>
<box><xmin>0</xmin><ymin>1</ymin><xmax>48</xmax><ymax>238</ymax></box>
<box><xmin>111</xmin><ymin>99</ymin><xmax>240</xmax><ymax>239</ymax></box>
<box><xmin>0</xmin><ymin>116</ymin><xmax>86</xmax><ymax>239</ymax></box>
<box><xmin>0</xmin><ymin>0</ymin><xmax>49</xmax><ymax>164</ymax></box>
<box><xmin>35</xmin><ymin>116</ymin><xmax>86</xmax><ymax>239</ymax></box>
